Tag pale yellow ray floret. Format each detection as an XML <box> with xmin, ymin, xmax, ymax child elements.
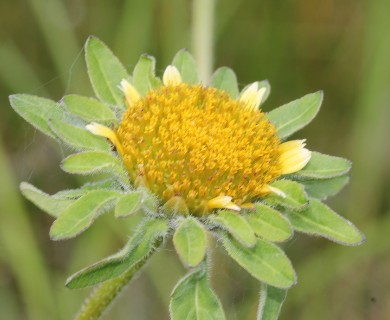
<box><xmin>259</xmin><ymin>184</ymin><xmax>287</xmax><ymax>198</ymax></box>
<box><xmin>120</xmin><ymin>79</ymin><xmax>140</xmax><ymax>107</ymax></box>
<box><xmin>207</xmin><ymin>195</ymin><xmax>241</xmax><ymax>211</ymax></box>
<box><xmin>239</xmin><ymin>82</ymin><xmax>267</xmax><ymax>111</ymax></box>
<box><xmin>279</xmin><ymin>139</ymin><xmax>311</xmax><ymax>174</ymax></box>
<box><xmin>258</xmin><ymin>140</ymin><xmax>311</xmax><ymax>197</ymax></box>
<box><xmin>163</xmin><ymin>65</ymin><xmax>182</xmax><ymax>86</ymax></box>
<box><xmin>86</xmin><ymin>122</ymin><xmax>124</xmax><ymax>155</ymax></box>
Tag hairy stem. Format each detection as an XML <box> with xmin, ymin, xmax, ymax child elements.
<box><xmin>192</xmin><ymin>0</ymin><xmax>215</xmax><ymax>82</ymax></box>
<box><xmin>74</xmin><ymin>242</ymin><xmax>162</xmax><ymax>320</ymax></box>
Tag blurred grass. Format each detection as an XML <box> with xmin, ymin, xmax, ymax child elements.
<box><xmin>348</xmin><ymin>0</ymin><xmax>390</xmax><ymax>221</ymax></box>
<box><xmin>0</xmin><ymin>0</ymin><xmax>389</xmax><ymax>319</ymax></box>
<box><xmin>0</xmin><ymin>140</ymin><xmax>57</xmax><ymax>319</ymax></box>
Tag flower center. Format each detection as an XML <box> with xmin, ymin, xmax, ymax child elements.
<box><xmin>116</xmin><ymin>84</ymin><xmax>281</xmax><ymax>215</ymax></box>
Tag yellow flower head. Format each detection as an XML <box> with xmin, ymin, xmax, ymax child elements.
<box><xmin>87</xmin><ymin>66</ymin><xmax>310</xmax><ymax>216</ymax></box>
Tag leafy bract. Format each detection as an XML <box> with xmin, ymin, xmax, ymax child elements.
<box><xmin>173</xmin><ymin>217</ymin><xmax>207</xmax><ymax>267</ymax></box>
<box><xmin>257</xmin><ymin>284</ymin><xmax>287</xmax><ymax>320</ymax></box>
<box><xmin>140</xmin><ymin>191</ymin><xmax>159</xmax><ymax>215</ymax></box>
<box><xmin>66</xmin><ymin>218</ymin><xmax>169</xmax><ymax>288</ymax></box>
<box><xmin>293</xmin><ymin>152</ymin><xmax>351</xmax><ymax>179</ymax></box>
<box><xmin>210</xmin><ymin>67</ymin><xmax>239</xmax><ymax>98</ymax></box>
<box><xmin>61</xmin><ymin>151</ymin><xmax>128</xmax><ymax>185</ymax></box>
<box><xmin>85</xmin><ymin>36</ymin><xmax>128</xmax><ymax>108</ymax></box>
<box><xmin>221</xmin><ymin>233</ymin><xmax>296</xmax><ymax>289</ymax></box>
<box><xmin>49</xmin><ymin>120</ymin><xmax>110</xmax><ymax>152</ymax></box>
<box><xmin>62</xmin><ymin>95</ymin><xmax>117</xmax><ymax>122</ymax></box>
<box><xmin>50</xmin><ymin>190</ymin><xmax>120</xmax><ymax>240</ymax></box>
<box><xmin>115</xmin><ymin>192</ymin><xmax>143</xmax><ymax>218</ymax></box>
<box><xmin>53</xmin><ymin>180</ymin><xmax>119</xmax><ymax>199</ymax></box>
<box><xmin>266</xmin><ymin>91</ymin><xmax>323</xmax><ymax>139</ymax></box>
<box><xmin>300</xmin><ymin>176</ymin><xmax>349</xmax><ymax>200</ymax></box>
<box><xmin>208</xmin><ymin>210</ymin><xmax>256</xmax><ymax>247</ymax></box>
<box><xmin>247</xmin><ymin>204</ymin><xmax>293</xmax><ymax>242</ymax></box>
<box><xmin>263</xmin><ymin>180</ymin><xmax>308</xmax><ymax>210</ymax></box>
<box><xmin>170</xmin><ymin>264</ymin><xmax>226</xmax><ymax>320</ymax></box>
<box><xmin>132</xmin><ymin>54</ymin><xmax>162</xmax><ymax>96</ymax></box>
<box><xmin>9</xmin><ymin>94</ymin><xmax>62</xmax><ymax>139</ymax></box>
<box><xmin>20</xmin><ymin>182</ymin><xmax>74</xmax><ymax>218</ymax></box>
<box><xmin>285</xmin><ymin>199</ymin><xmax>365</xmax><ymax>246</ymax></box>
<box><xmin>172</xmin><ymin>49</ymin><xmax>199</xmax><ymax>84</ymax></box>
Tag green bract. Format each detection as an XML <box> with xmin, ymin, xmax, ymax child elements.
<box><xmin>11</xmin><ymin>36</ymin><xmax>364</xmax><ymax>320</ymax></box>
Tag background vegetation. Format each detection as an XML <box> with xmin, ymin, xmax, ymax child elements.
<box><xmin>0</xmin><ymin>0</ymin><xmax>389</xmax><ymax>319</ymax></box>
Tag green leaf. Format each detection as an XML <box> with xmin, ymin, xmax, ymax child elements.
<box><xmin>53</xmin><ymin>180</ymin><xmax>120</xmax><ymax>199</ymax></box>
<box><xmin>85</xmin><ymin>36</ymin><xmax>128</xmax><ymax>108</ymax></box>
<box><xmin>66</xmin><ymin>218</ymin><xmax>169</xmax><ymax>288</ymax></box>
<box><xmin>61</xmin><ymin>151</ymin><xmax>119</xmax><ymax>174</ymax></box>
<box><xmin>285</xmin><ymin>199</ymin><xmax>365</xmax><ymax>246</ymax></box>
<box><xmin>300</xmin><ymin>176</ymin><xmax>349</xmax><ymax>200</ymax></box>
<box><xmin>263</xmin><ymin>180</ymin><xmax>308</xmax><ymax>211</ymax></box>
<box><xmin>293</xmin><ymin>152</ymin><xmax>352</xmax><ymax>179</ymax></box>
<box><xmin>257</xmin><ymin>284</ymin><xmax>287</xmax><ymax>320</ymax></box>
<box><xmin>221</xmin><ymin>233</ymin><xmax>296</xmax><ymax>289</ymax></box>
<box><xmin>20</xmin><ymin>182</ymin><xmax>74</xmax><ymax>218</ymax></box>
<box><xmin>9</xmin><ymin>94</ymin><xmax>62</xmax><ymax>139</ymax></box>
<box><xmin>266</xmin><ymin>91</ymin><xmax>323</xmax><ymax>139</ymax></box>
<box><xmin>247</xmin><ymin>204</ymin><xmax>293</xmax><ymax>242</ymax></box>
<box><xmin>140</xmin><ymin>191</ymin><xmax>159</xmax><ymax>215</ymax></box>
<box><xmin>49</xmin><ymin>119</ymin><xmax>110</xmax><ymax>152</ymax></box>
<box><xmin>50</xmin><ymin>190</ymin><xmax>120</xmax><ymax>240</ymax></box>
<box><xmin>208</xmin><ymin>210</ymin><xmax>256</xmax><ymax>247</ymax></box>
<box><xmin>62</xmin><ymin>95</ymin><xmax>117</xmax><ymax>122</ymax></box>
<box><xmin>115</xmin><ymin>192</ymin><xmax>143</xmax><ymax>218</ymax></box>
<box><xmin>170</xmin><ymin>264</ymin><xmax>226</xmax><ymax>320</ymax></box>
<box><xmin>210</xmin><ymin>67</ymin><xmax>239</xmax><ymax>98</ymax></box>
<box><xmin>61</xmin><ymin>151</ymin><xmax>127</xmax><ymax>183</ymax></box>
<box><xmin>172</xmin><ymin>49</ymin><xmax>199</xmax><ymax>84</ymax></box>
<box><xmin>132</xmin><ymin>54</ymin><xmax>162</xmax><ymax>96</ymax></box>
<box><xmin>173</xmin><ymin>217</ymin><xmax>207</xmax><ymax>267</ymax></box>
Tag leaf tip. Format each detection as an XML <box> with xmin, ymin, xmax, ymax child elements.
<box><xmin>19</xmin><ymin>181</ymin><xmax>30</xmax><ymax>192</ymax></box>
<box><xmin>347</xmin><ymin>229</ymin><xmax>366</xmax><ymax>246</ymax></box>
<box><xmin>65</xmin><ymin>276</ymin><xmax>78</xmax><ymax>289</ymax></box>
<box><xmin>140</xmin><ymin>53</ymin><xmax>155</xmax><ymax>62</ymax></box>
<box><xmin>316</xmin><ymin>90</ymin><xmax>324</xmax><ymax>104</ymax></box>
<box><xmin>49</xmin><ymin>222</ymin><xmax>68</xmax><ymax>241</ymax></box>
<box><xmin>49</xmin><ymin>233</ymin><xmax>60</xmax><ymax>241</ymax></box>
<box><xmin>357</xmin><ymin>231</ymin><xmax>366</xmax><ymax>245</ymax></box>
<box><xmin>86</xmin><ymin>35</ymin><xmax>99</xmax><ymax>44</ymax></box>
<box><xmin>8</xmin><ymin>94</ymin><xmax>27</xmax><ymax>110</ymax></box>
<box><xmin>8</xmin><ymin>94</ymin><xmax>18</xmax><ymax>104</ymax></box>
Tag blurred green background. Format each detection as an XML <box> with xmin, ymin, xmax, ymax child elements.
<box><xmin>0</xmin><ymin>0</ymin><xmax>389</xmax><ymax>319</ymax></box>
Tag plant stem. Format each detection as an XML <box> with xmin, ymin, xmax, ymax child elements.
<box><xmin>74</xmin><ymin>268</ymin><xmax>137</xmax><ymax>320</ymax></box>
<box><xmin>192</xmin><ymin>0</ymin><xmax>215</xmax><ymax>83</ymax></box>
<box><xmin>74</xmin><ymin>242</ymin><xmax>161</xmax><ymax>320</ymax></box>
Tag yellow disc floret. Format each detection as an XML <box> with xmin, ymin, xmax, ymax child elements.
<box><xmin>116</xmin><ymin>84</ymin><xmax>282</xmax><ymax>215</ymax></box>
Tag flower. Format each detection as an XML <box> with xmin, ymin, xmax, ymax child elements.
<box><xmin>87</xmin><ymin>66</ymin><xmax>311</xmax><ymax>216</ymax></box>
<box><xmin>12</xmin><ymin>39</ymin><xmax>363</xmax><ymax>320</ymax></box>
<box><xmin>11</xmin><ymin>37</ymin><xmax>357</xmax><ymax>244</ymax></box>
